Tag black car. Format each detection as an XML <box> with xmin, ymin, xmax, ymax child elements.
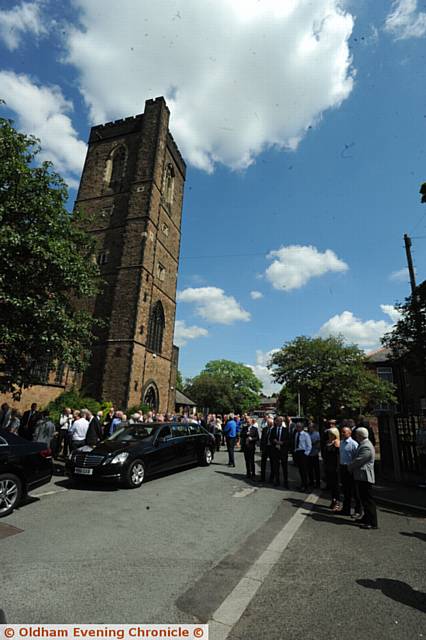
<box><xmin>0</xmin><ymin>429</ymin><xmax>53</xmax><ymax>517</ymax></box>
<box><xmin>66</xmin><ymin>421</ymin><xmax>215</xmax><ymax>488</ymax></box>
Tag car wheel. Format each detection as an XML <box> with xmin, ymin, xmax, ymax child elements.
<box><xmin>125</xmin><ymin>460</ymin><xmax>145</xmax><ymax>488</ymax></box>
<box><xmin>0</xmin><ymin>473</ymin><xmax>22</xmax><ymax>518</ymax></box>
<box><xmin>200</xmin><ymin>447</ymin><xmax>213</xmax><ymax>466</ymax></box>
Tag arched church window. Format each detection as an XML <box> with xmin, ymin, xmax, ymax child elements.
<box><xmin>147</xmin><ymin>301</ymin><xmax>165</xmax><ymax>354</ymax></box>
<box><xmin>164</xmin><ymin>163</ymin><xmax>175</xmax><ymax>205</ymax></box>
<box><xmin>105</xmin><ymin>145</ymin><xmax>127</xmax><ymax>190</ymax></box>
<box><xmin>143</xmin><ymin>383</ymin><xmax>159</xmax><ymax>411</ymax></box>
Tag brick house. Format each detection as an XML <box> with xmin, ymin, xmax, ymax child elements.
<box><xmin>365</xmin><ymin>347</ymin><xmax>426</xmax><ymax>416</ymax></box>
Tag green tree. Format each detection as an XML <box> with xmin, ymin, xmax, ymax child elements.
<box><xmin>0</xmin><ymin>116</ymin><xmax>100</xmax><ymax>398</ymax></box>
<box><xmin>382</xmin><ymin>280</ymin><xmax>426</xmax><ymax>380</ymax></box>
<box><xmin>269</xmin><ymin>336</ymin><xmax>395</xmax><ymax>419</ymax></box>
<box><xmin>276</xmin><ymin>386</ymin><xmax>299</xmax><ymax>416</ymax></box>
<box><xmin>184</xmin><ymin>359</ymin><xmax>262</xmax><ymax>414</ymax></box>
<box><xmin>176</xmin><ymin>369</ymin><xmax>184</xmax><ymax>391</ymax></box>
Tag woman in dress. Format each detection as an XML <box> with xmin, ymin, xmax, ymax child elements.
<box><xmin>324</xmin><ymin>427</ymin><xmax>341</xmax><ymax>510</ymax></box>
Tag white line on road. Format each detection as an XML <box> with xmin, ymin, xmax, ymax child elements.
<box><xmin>31</xmin><ymin>488</ymin><xmax>69</xmax><ymax>498</ymax></box>
<box><xmin>208</xmin><ymin>492</ymin><xmax>320</xmax><ymax>640</ymax></box>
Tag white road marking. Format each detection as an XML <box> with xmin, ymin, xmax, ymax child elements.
<box><xmin>232</xmin><ymin>488</ymin><xmax>257</xmax><ymax>498</ymax></box>
<box><xmin>209</xmin><ymin>492</ymin><xmax>320</xmax><ymax>640</ymax></box>
<box><xmin>31</xmin><ymin>488</ymin><xmax>69</xmax><ymax>497</ymax></box>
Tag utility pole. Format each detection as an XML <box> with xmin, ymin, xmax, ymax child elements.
<box><xmin>403</xmin><ymin>233</ymin><xmax>417</xmax><ymax>295</ymax></box>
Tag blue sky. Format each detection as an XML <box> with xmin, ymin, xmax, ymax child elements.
<box><xmin>1</xmin><ymin>0</ymin><xmax>426</xmax><ymax>393</ymax></box>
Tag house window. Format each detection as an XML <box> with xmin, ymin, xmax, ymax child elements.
<box><xmin>156</xmin><ymin>263</ymin><xmax>166</xmax><ymax>281</ymax></box>
<box><xmin>377</xmin><ymin>367</ymin><xmax>394</xmax><ymax>384</ymax></box>
<box><xmin>147</xmin><ymin>301</ymin><xmax>165</xmax><ymax>353</ymax></box>
<box><xmin>164</xmin><ymin>163</ymin><xmax>175</xmax><ymax>205</ymax></box>
<box><xmin>54</xmin><ymin>361</ymin><xmax>66</xmax><ymax>384</ymax></box>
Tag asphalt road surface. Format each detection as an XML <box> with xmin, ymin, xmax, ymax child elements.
<box><xmin>1</xmin><ymin>450</ymin><xmax>425</xmax><ymax>640</ymax></box>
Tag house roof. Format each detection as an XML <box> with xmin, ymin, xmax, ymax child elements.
<box><xmin>175</xmin><ymin>389</ymin><xmax>196</xmax><ymax>406</ymax></box>
<box><xmin>365</xmin><ymin>347</ymin><xmax>393</xmax><ymax>363</ymax></box>
<box><xmin>259</xmin><ymin>396</ymin><xmax>277</xmax><ymax>406</ymax></box>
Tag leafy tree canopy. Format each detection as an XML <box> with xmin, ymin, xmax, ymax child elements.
<box><xmin>184</xmin><ymin>359</ymin><xmax>262</xmax><ymax>414</ymax></box>
<box><xmin>269</xmin><ymin>336</ymin><xmax>395</xmax><ymax>418</ymax></box>
<box><xmin>382</xmin><ymin>280</ymin><xmax>426</xmax><ymax>378</ymax></box>
<box><xmin>276</xmin><ymin>386</ymin><xmax>299</xmax><ymax>416</ymax></box>
<box><xmin>0</xmin><ymin>115</ymin><xmax>100</xmax><ymax>398</ymax></box>
<box><xmin>175</xmin><ymin>369</ymin><xmax>184</xmax><ymax>391</ymax></box>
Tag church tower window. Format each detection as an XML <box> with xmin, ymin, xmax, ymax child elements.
<box><xmin>164</xmin><ymin>163</ymin><xmax>175</xmax><ymax>205</ymax></box>
<box><xmin>147</xmin><ymin>301</ymin><xmax>165</xmax><ymax>354</ymax></box>
<box><xmin>105</xmin><ymin>145</ymin><xmax>127</xmax><ymax>191</ymax></box>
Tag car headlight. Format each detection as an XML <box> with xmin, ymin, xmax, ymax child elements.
<box><xmin>110</xmin><ymin>452</ymin><xmax>129</xmax><ymax>464</ymax></box>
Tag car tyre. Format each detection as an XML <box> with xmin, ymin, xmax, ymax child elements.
<box><xmin>124</xmin><ymin>460</ymin><xmax>145</xmax><ymax>488</ymax></box>
<box><xmin>200</xmin><ymin>447</ymin><xmax>213</xmax><ymax>466</ymax></box>
<box><xmin>0</xmin><ymin>473</ymin><xmax>22</xmax><ymax>518</ymax></box>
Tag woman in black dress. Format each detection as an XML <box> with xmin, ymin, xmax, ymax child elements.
<box><xmin>324</xmin><ymin>427</ymin><xmax>341</xmax><ymax>510</ymax></box>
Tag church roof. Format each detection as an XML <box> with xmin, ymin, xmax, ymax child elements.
<box><xmin>175</xmin><ymin>389</ymin><xmax>196</xmax><ymax>406</ymax></box>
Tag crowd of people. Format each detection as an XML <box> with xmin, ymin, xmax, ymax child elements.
<box><xmin>0</xmin><ymin>402</ymin><xmax>189</xmax><ymax>454</ymax></box>
<box><xmin>204</xmin><ymin>412</ymin><xmax>379</xmax><ymax>531</ymax></box>
<box><xmin>0</xmin><ymin>401</ymin><xmax>378</xmax><ymax>529</ymax></box>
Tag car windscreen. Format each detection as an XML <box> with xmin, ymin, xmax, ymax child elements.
<box><xmin>108</xmin><ymin>425</ymin><xmax>157</xmax><ymax>442</ymax></box>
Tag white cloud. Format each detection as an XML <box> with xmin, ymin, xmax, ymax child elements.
<box><xmin>0</xmin><ymin>71</ymin><xmax>87</xmax><ymax>181</ymax></box>
<box><xmin>385</xmin><ymin>0</ymin><xmax>426</xmax><ymax>39</ymax></box>
<box><xmin>389</xmin><ymin>267</ymin><xmax>413</xmax><ymax>282</ymax></box>
<box><xmin>177</xmin><ymin>287</ymin><xmax>251</xmax><ymax>324</ymax></box>
<box><xmin>174</xmin><ymin>320</ymin><xmax>208</xmax><ymax>347</ymax></box>
<box><xmin>65</xmin><ymin>0</ymin><xmax>354</xmax><ymax>172</ymax></box>
<box><xmin>265</xmin><ymin>244</ymin><xmax>348</xmax><ymax>291</ymax></box>
<box><xmin>250</xmin><ymin>290</ymin><xmax>263</xmax><ymax>300</ymax></box>
<box><xmin>380</xmin><ymin>304</ymin><xmax>402</xmax><ymax>323</ymax></box>
<box><xmin>246</xmin><ymin>349</ymin><xmax>281</xmax><ymax>396</ymax></box>
<box><xmin>0</xmin><ymin>1</ymin><xmax>45</xmax><ymax>50</ymax></box>
<box><xmin>318</xmin><ymin>304</ymin><xmax>402</xmax><ymax>349</ymax></box>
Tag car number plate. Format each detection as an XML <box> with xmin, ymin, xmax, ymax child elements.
<box><xmin>75</xmin><ymin>467</ymin><xmax>93</xmax><ymax>475</ymax></box>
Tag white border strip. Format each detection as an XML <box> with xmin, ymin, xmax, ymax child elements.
<box><xmin>208</xmin><ymin>492</ymin><xmax>320</xmax><ymax>640</ymax></box>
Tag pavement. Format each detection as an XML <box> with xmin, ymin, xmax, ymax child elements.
<box><xmin>373</xmin><ymin>478</ymin><xmax>426</xmax><ymax>513</ymax></box>
<box><xmin>0</xmin><ymin>450</ymin><xmax>425</xmax><ymax>639</ymax></box>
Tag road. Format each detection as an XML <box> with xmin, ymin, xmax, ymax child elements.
<box><xmin>1</xmin><ymin>449</ymin><xmax>425</xmax><ymax>639</ymax></box>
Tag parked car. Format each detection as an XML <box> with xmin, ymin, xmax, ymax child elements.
<box><xmin>66</xmin><ymin>421</ymin><xmax>215</xmax><ymax>488</ymax></box>
<box><xmin>0</xmin><ymin>428</ymin><xmax>53</xmax><ymax>517</ymax></box>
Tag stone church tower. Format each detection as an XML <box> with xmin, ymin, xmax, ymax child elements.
<box><xmin>75</xmin><ymin>97</ymin><xmax>185</xmax><ymax>413</ymax></box>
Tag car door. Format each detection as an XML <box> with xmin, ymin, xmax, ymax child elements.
<box><xmin>0</xmin><ymin>435</ymin><xmax>10</xmax><ymax>474</ymax></box>
<box><xmin>171</xmin><ymin>424</ymin><xmax>194</xmax><ymax>465</ymax></box>
<box><xmin>187</xmin><ymin>423</ymin><xmax>202</xmax><ymax>461</ymax></box>
<box><xmin>148</xmin><ymin>425</ymin><xmax>176</xmax><ymax>473</ymax></box>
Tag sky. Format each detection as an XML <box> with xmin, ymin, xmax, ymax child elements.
<box><xmin>1</xmin><ymin>0</ymin><xmax>426</xmax><ymax>394</ymax></box>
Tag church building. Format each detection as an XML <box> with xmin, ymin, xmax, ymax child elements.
<box><xmin>76</xmin><ymin>97</ymin><xmax>185</xmax><ymax>413</ymax></box>
<box><xmin>0</xmin><ymin>97</ymin><xmax>185</xmax><ymax>414</ymax></box>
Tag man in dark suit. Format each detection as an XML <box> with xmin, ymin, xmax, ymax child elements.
<box><xmin>270</xmin><ymin>416</ymin><xmax>291</xmax><ymax>488</ymax></box>
<box><xmin>86</xmin><ymin>410</ymin><xmax>103</xmax><ymax>447</ymax></box>
<box><xmin>19</xmin><ymin>403</ymin><xmax>39</xmax><ymax>440</ymax></box>
<box><xmin>260</xmin><ymin>416</ymin><xmax>274</xmax><ymax>483</ymax></box>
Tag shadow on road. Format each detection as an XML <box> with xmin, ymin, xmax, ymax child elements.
<box><xmin>54</xmin><ymin>478</ymin><xmax>119</xmax><ymax>492</ymax></box>
<box><xmin>400</xmin><ymin>530</ymin><xmax>426</xmax><ymax>542</ymax></box>
<box><xmin>54</xmin><ymin>462</ymin><xmax>206</xmax><ymax>493</ymax></box>
<box><xmin>357</xmin><ymin>578</ymin><xmax>426</xmax><ymax>613</ymax></box>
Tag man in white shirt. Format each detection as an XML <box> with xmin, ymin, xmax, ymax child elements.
<box><xmin>56</xmin><ymin>407</ymin><xmax>73</xmax><ymax>458</ymax></box>
<box><xmin>69</xmin><ymin>409</ymin><xmax>89</xmax><ymax>450</ymax></box>
<box><xmin>293</xmin><ymin>422</ymin><xmax>312</xmax><ymax>492</ymax></box>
